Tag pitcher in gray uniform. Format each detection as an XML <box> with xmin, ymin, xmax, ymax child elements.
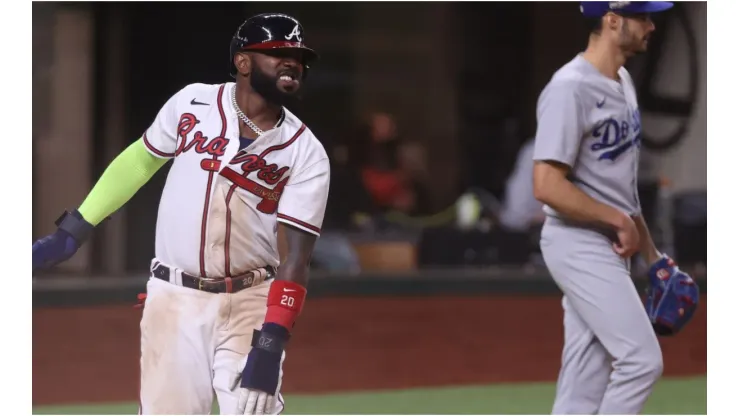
<box><xmin>532</xmin><ymin>2</ymin><xmax>675</xmax><ymax>414</ymax></box>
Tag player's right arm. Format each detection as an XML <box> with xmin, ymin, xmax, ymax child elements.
<box><xmin>32</xmin><ymin>86</ymin><xmax>185</xmax><ymax>271</ymax></box>
<box><xmin>531</xmin><ymin>81</ymin><xmax>639</xmax><ymax>258</ymax></box>
<box><xmin>76</xmin><ymin>139</ymin><xmax>168</xmax><ymax>225</ymax></box>
<box><xmin>77</xmin><ymin>84</ymin><xmax>186</xmax><ymax>225</ymax></box>
<box><xmin>533</xmin><ymin>161</ymin><xmax>627</xmax><ymax>230</ymax></box>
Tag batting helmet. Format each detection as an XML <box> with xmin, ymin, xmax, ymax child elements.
<box><xmin>644</xmin><ymin>255</ymin><xmax>700</xmax><ymax>336</ymax></box>
<box><xmin>229</xmin><ymin>13</ymin><xmax>319</xmax><ymax>78</ymax></box>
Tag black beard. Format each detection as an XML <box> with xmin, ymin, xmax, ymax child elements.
<box><xmin>250</xmin><ymin>66</ymin><xmax>301</xmax><ymax>108</ymax></box>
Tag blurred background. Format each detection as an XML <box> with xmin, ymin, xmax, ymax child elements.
<box><xmin>32</xmin><ymin>1</ymin><xmax>707</xmax><ymax>414</ymax></box>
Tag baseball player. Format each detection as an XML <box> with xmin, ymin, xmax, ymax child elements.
<box><xmin>32</xmin><ymin>13</ymin><xmax>329</xmax><ymax>415</ymax></box>
<box><xmin>532</xmin><ymin>2</ymin><xmax>694</xmax><ymax>414</ymax></box>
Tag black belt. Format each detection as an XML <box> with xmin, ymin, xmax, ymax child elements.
<box><xmin>151</xmin><ymin>263</ymin><xmax>275</xmax><ymax>294</ymax></box>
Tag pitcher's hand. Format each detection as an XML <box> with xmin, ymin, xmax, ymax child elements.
<box><xmin>613</xmin><ymin>213</ymin><xmax>640</xmax><ymax>258</ymax></box>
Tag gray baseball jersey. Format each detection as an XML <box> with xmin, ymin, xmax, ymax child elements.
<box><xmin>533</xmin><ymin>54</ymin><xmax>663</xmax><ymax>415</ymax></box>
<box><xmin>533</xmin><ymin>53</ymin><xmax>642</xmax><ymax>219</ymax></box>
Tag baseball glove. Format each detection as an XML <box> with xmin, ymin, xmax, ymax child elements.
<box><xmin>644</xmin><ymin>254</ymin><xmax>700</xmax><ymax>336</ymax></box>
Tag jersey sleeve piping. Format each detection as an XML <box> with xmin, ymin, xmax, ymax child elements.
<box><xmin>142</xmin><ymin>132</ymin><xmax>176</xmax><ymax>158</ymax></box>
<box><xmin>276</xmin><ymin>214</ymin><xmax>321</xmax><ymax>236</ymax></box>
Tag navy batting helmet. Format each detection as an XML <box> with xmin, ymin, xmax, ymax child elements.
<box><xmin>229</xmin><ymin>13</ymin><xmax>319</xmax><ymax>78</ymax></box>
<box><xmin>644</xmin><ymin>255</ymin><xmax>700</xmax><ymax>336</ymax></box>
<box><xmin>580</xmin><ymin>1</ymin><xmax>674</xmax><ymax>18</ymax></box>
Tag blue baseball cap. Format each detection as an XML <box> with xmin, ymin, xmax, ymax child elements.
<box><xmin>580</xmin><ymin>1</ymin><xmax>674</xmax><ymax>18</ymax></box>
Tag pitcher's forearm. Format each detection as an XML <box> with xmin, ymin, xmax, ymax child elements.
<box><xmin>634</xmin><ymin>214</ymin><xmax>662</xmax><ymax>265</ymax></box>
<box><xmin>533</xmin><ymin>163</ymin><xmax>625</xmax><ymax>229</ymax></box>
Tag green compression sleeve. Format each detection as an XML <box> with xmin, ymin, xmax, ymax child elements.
<box><xmin>77</xmin><ymin>138</ymin><xmax>169</xmax><ymax>226</ymax></box>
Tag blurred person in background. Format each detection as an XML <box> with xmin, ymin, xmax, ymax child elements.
<box><xmin>309</xmin><ymin>141</ymin><xmax>362</xmax><ymax>274</ymax></box>
<box><xmin>323</xmin><ymin>110</ymin><xmax>431</xmax><ymax>234</ymax></box>
<box><xmin>497</xmin><ymin>137</ymin><xmax>546</xmax><ymax>265</ymax></box>
<box><xmin>352</xmin><ymin>112</ymin><xmax>428</xmax><ymax>215</ymax></box>
<box><xmin>498</xmin><ymin>137</ymin><xmax>545</xmax><ymax>232</ymax></box>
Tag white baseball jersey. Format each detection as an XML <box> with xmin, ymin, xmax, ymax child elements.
<box><xmin>143</xmin><ymin>82</ymin><xmax>330</xmax><ymax>278</ymax></box>
<box><xmin>533</xmin><ymin>53</ymin><xmax>642</xmax><ymax>219</ymax></box>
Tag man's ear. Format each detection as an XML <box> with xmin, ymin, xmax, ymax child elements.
<box><xmin>234</xmin><ymin>52</ymin><xmax>252</xmax><ymax>76</ymax></box>
<box><xmin>605</xmin><ymin>12</ymin><xmax>621</xmax><ymax>32</ymax></box>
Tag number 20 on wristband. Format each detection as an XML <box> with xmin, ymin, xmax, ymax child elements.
<box><xmin>280</xmin><ymin>295</ymin><xmax>295</xmax><ymax>308</ymax></box>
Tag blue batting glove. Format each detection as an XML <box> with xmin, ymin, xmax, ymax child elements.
<box><xmin>32</xmin><ymin>210</ymin><xmax>94</xmax><ymax>272</ymax></box>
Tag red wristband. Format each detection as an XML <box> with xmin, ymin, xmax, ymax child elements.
<box><xmin>265</xmin><ymin>280</ymin><xmax>307</xmax><ymax>330</ymax></box>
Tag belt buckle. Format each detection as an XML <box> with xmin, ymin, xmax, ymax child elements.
<box><xmin>198</xmin><ymin>279</ymin><xmax>205</xmax><ymax>291</ymax></box>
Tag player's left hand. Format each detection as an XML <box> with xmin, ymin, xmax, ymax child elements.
<box><xmin>644</xmin><ymin>253</ymin><xmax>700</xmax><ymax>336</ymax></box>
<box><xmin>234</xmin><ymin>385</ymin><xmax>279</xmax><ymax>415</ymax></box>
<box><xmin>232</xmin><ymin>324</ymin><xmax>287</xmax><ymax>415</ymax></box>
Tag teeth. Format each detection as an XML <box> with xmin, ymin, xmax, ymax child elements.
<box><xmin>279</xmin><ymin>75</ymin><xmax>293</xmax><ymax>81</ymax></box>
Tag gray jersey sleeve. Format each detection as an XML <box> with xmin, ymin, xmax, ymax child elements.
<box><xmin>533</xmin><ymin>81</ymin><xmax>586</xmax><ymax>167</ymax></box>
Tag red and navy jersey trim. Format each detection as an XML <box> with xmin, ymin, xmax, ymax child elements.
<box><xmin>142</xmin><ymin>133</ymin><xmax>175</xmax><ymax>158</ymax></box>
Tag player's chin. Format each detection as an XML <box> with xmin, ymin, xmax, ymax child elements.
<box><xmin>272</xmin><ymin>87</ymin><xmax>303</xmax><ymax>106</ymax></box>
<box><xmin>630</xmin><ymin>41</ymin><xmax>649</xmax><ymax>55</ymax></box>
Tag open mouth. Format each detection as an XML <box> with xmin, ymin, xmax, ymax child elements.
<box><xmin>278</xmin><ymin>73</ymin><xmax>300</xmax><ymax>90</ymax></box>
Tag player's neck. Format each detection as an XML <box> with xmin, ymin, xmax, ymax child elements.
<box><xmin>234</xmin><ymin>81</ymin><xmax>283</xmax><ymax>131</ymax></box>
<box><xmin>583</xmin><ymin>36</ymin><xmax>626</xmax><ymax>81</ymax></box>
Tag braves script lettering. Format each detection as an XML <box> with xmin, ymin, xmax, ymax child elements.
<box><xmin>224</xmin><ymin>152</ymin><xmax>291</xmax><ymax>214</ymax></box>
<box><xmin>230</xmin><ymin>153</ymin><xmax>290</xmax><ymax>186</ymax></box>
<box><xmin>175</xmin><ymin>113</ymin><xmax>229</xmax><ymax>159</ymax></box>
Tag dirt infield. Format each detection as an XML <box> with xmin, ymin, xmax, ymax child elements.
<box><xmin>32</xmin><ymin>294</ymin><xmax>707</xmax><ymax>405</ymax></box>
